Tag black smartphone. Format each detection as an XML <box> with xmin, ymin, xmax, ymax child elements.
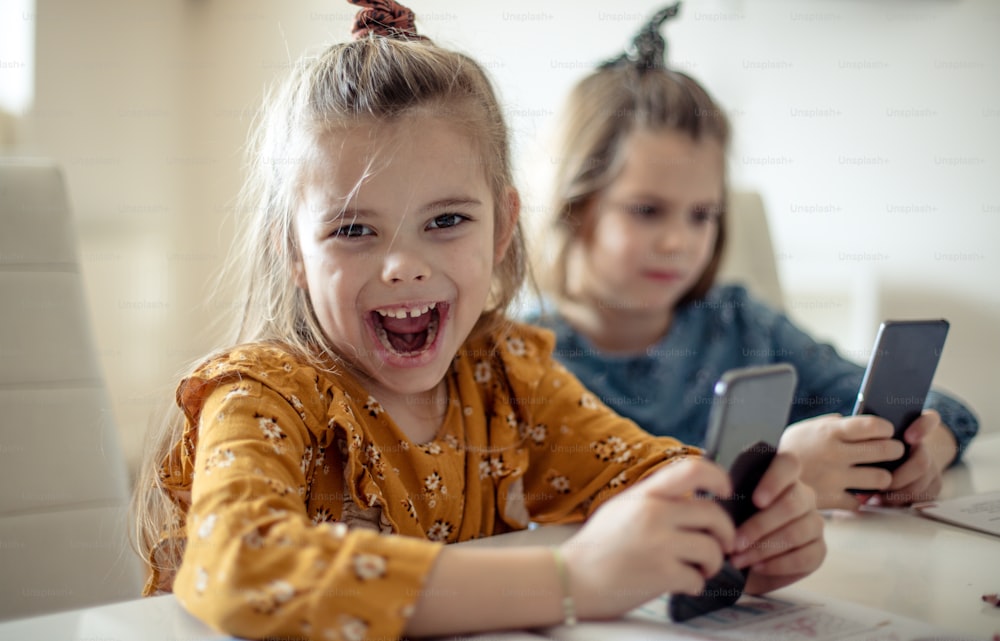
<box><xmin>852</xmin><ymin>319</ymin><xmax>949</xmax><ymax>473</ymax></box>
<box><xmin>667</xmin><ymin>363</ymin><xmax>797</xmax><ymax>623</ymax></box>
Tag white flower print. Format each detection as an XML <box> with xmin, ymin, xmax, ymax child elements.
<box><xmin>420</xmin><ymin>441</ymin><xmax>443</xmax><ymax>455</ymax></box>
<box><xmin>194</xmin><ymin>567</ymin><xmax>208</xmax><ymax>595</ymax></box>
<box><xmin>339</xmin><ymin>616</ymin><xmax>368</xmax><ymax>641</ymax></box>
<box><xmin>364</xmin><ymin>396</ymin><xmax>383</xmax><ymax>417</ymax></box>
<box><xmin>197</xmin><ymin>513</ymin><xmax>217</xmax><ymax>540</ymax></box>
<box><xmin>426</xmin><ymin>520</ymin><xmax>453</xmax><ymax>542</ymax></box>
<box><xmin>300</xmin><ymin>446</ymin><xmax>314</xmax><ymax>475</ymax></box>
<box><xmin>579</xmin><ymin>392</ymin><xmax>599</xmax><ymax>410</ymax></box>
<box><xmin>478</xmin><ymin>459</ymin><xmax>492</xmax><ymax>479</ymax></box>
<box><xmin>505</xmin><ymin>412</ymin><xmax>518</xmax><ymax>429</ymax></box>
<box><xmin>547</xmin><ymin>473</ymin><xmax>571</xmax><ymax>494</ymax></box>
<box><xmin>529</xmin><ymin>423</ymin><xmax>547</xmax><ymax>445</ymax></box>
<box><xmin>312</xmin><ymin>507</ymin><xmax>333</xmax><ymax>525</ymax></box>
<box><xmin>242</xmin><ymin>529</ymin><xmax>264</xmax><ymax>549</ymax></box>
<box><xmin>591</xmin><ymin>435</ymin><xmax>628</xmax><ymax>462</ymax></box>
<box><xmin>489</xmin><ymin>455</ymin><xmax>507</xmax><ymax>479</ymax></box>
<box><xmin>505</xmin><ymin>336</ymin><xmax>527</xmax><ymax>357</ymax></box>
<box><xmin>398</xmin><ymin>440</ymin><xmax>410</xmax><ymax>451</ymax></box>
<box><xmin>270</xmin><ymin>580</ymin><xmax>295</xmax><ymax>605</ymax></box>
<box><xmin>463</xmin><ymin>406</ymin><xmax>473</xmax><ymax>417</ymax></box>
<box><xmin>609</xmin><ymin>471</ymin><xmax>628</xmax><ymax>489</ymax></box>
<box><xmin>223</xmin><ymin>384</ymin><xmax>252</xmax><ymax>400</ymax></box>
<box><xmin>256</xmin><ymin>414</ymin><xmax>286</xmax><ymax>452</ymax></box>
<box><xmin>474</xmin><ymin>360</ymin><xmax>492</xmax><ymax>384</ymax></box>
<box><xmin>352</xmin><ymin>553</ymin><xmax>387</xmax><ymax>580</ymax></box>
<box><xmin>443</xmin><ymin>433</ymin><xmax>460</xmax><ymax>450</ymax></box>
<box><xmin>401</xmin><ymin>498</ymin><xmax>417</xmax><ymax>519</ymax></box>
<box><xmin>204</xmin><ymin>448</ymin><xmax>234</xmax><ymax>474</ymax></box>
<box><xmin>424</xmin><ymin>471</ymin><xmax>443</xmax><ymax>493</ymax></box>
<box><xmin>283</xmin><ymin>362</ymin><xmax>293</xmax><ymax>373</ymax></box>
<box><xmin>290</xmin><ymin>394</ymin><xmax>306</xmax><ymax>419</ymax></box>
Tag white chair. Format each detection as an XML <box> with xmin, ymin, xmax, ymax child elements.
<box><xmin>0</xmin><ymin>159</ymin><xmax>144</xmax><ymax>620</ymax></box>
<box><xmin>717</xmin><ymin>190</ymin><xmax>785</xmax><ymax>310</ymax></box>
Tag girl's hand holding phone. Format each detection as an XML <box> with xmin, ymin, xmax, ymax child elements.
<box><xmin>559</xmin><ymin>458</ymin><xmax>735</xmax><ymax>620</ymax></box>
<box><xmin>729</xmin><ymin>451</ymin><xmax>827</xmax><ymax>595</ymax></box>
<box><xmin>872</xmin><ymin>410</ymin><xmax>954</xmax><ymax>507</ymax></box>
<box><xmin>780</xmin><ymin>414</ymin><xmax>903</xmax><ymax>510</ymax></box>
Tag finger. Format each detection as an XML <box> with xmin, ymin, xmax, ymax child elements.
<box><xmin>751</xmin><ymin>451</ymin><xmax>799</xmax><ymax>509</ymax></box>
<box><xmin>836</xmin><ymin>415</ymin><xmax>895</xmax><ymax>442</ymax></box>
<box><xmin>880</xmin><ymin>474</ymin><xmax>938</xmax><ymax>506</ymax></box>
<box><xmin>672</xmin><ymin>531</ymin><xmax>727</xmax><ymax>580</ymax></box>
<box><xmin>664</xmin><ymin>498</ymin><xmax>736</xmax><ymax>553</ymax></box>
<box><xmin>903</xmin><ymin>410</ymin><xmax>940</xmax><ymax>445</ymax></box>
<box><xmin>641</xmin><ymin>458</ymin><xmax>732</xmax><ymax>503</ymax></box>
<box><xmin>844</xmin><ymin>438</ymin><xmax>905</xmax><ymax>466</ymax></box>
<box><xmin>886</xmin><ymin>446</ymin><xmax>931</xmax><ymax>490</ymax></box>
<box><xmin>746</xmin><ymin>536</ymin><xmax>827</xmax><ymax>587</ymax></box>
<box><xmin>735</xmin><ymin>481</ymin><xmax>814</xmax><ymax>555</ymax></box>
<box><xmin>731</xmin><ymin>510</ymin><xmax>823</xmax><ymax>569</ymax></box>
<box><xmin>842</xmin><ymin>466</ymin><xmax>893</xmax><ymax>492</ymax></box>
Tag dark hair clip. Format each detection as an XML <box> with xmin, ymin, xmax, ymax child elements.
<box><xmin>599</xmin><ymin>2</ymin><xmax>681</xmax><ymax>72</ymax></box>
<box><xmin>348</xmin><ymin>0</ymin><xmax>427</xmax><ymax>41</ymax></box>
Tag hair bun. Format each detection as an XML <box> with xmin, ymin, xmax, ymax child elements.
<box><xmin>348</xmin><ymin>0</ymin><xmax>427</xmax><ymax>40</ymax></box>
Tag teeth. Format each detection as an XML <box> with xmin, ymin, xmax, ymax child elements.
<box><xmin>375</xmin><ymin>302</ymin><xmax>437</xmax><ymax>319</ymax></box>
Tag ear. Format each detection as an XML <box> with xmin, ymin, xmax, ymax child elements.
<box><xmin>494</xmin><ymin>186</ymin><xmax>521</xmax><ymax>266</ymax></box>
<box><xmin>291</xmin><ymin>254</ymin><xmax>308</xmax><ymax>290</ymax></box>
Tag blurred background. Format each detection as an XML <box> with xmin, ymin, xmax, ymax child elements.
<box><xmin>2</xmin><ymin>0</ymin><xmax>998</xmax><ymax>477</ymax></box>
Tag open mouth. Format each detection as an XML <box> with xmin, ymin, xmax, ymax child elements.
<box><xmin>371</xmin><ymin>303</ymin><xmax>442</xmax><ymax>356</ymax></box>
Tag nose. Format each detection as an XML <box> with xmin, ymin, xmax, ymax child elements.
<box><xmin>380</xmin><ymin>245</ymin><xmax>431</xmax><ymax>284</ymax></box>
<box><xmin>653</xmin><ymin>218</ymin><xmax>689</xmax><ymax>255</ymax></box>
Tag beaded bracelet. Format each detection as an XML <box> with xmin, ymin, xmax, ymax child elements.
<box><xmin>551</xmin><ymin>548</ymin><xmax>577</xmax><ymax>626</ymax></box>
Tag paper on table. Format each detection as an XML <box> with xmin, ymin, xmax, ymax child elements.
<box><xmin>540</xmin><ymin>591</ymin><xmax>973</xmax><ymax>641</ymax></box>
<box><xmin>914</xmin><ymin>489</ymin><xmax>1000</xmax><ymax>537</ymax></box>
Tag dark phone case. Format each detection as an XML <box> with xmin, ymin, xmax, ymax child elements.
<box><xmin>667</xmin><ymin>443</ymin><xmax>777</xmax><ymax>623</ymax></box>
<box><xmin>851</xmin><ymin>319</ymin><xmax>948</xmax><ymax>484</ymax></box>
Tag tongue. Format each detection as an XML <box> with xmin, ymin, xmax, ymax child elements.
<box><xmin>380</xmin><ymin>311</ymin><xmax>433</xmax><ymax>353</ymax></box>
<box><xmin>380</xmin><ymin>313</ymin><xmax>431</xmax><ymax>334</ymax></box>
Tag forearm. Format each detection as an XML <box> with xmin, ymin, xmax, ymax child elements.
<box><xmin>406</xmin><ymin>546</ymin><xmax>565</xmax><ymax>637</ymax></box>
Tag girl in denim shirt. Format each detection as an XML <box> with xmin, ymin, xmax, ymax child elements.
<box><xmin>528</xmin><ymin>4</ymin><xmax>978</xmax><ymax>512</ymax></box>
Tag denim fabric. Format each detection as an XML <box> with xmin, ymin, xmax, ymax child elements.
<box><xmin>525</xmin><ymin>285</ymin><xmax>979</xmax><ymax>462</ymax></box>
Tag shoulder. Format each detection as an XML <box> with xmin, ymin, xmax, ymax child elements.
<box><xmin>177</xmin><ymin>342</ymin><xmax>335</xmax><ymax>428</ymax></box>
<box><xmin>689</xmin><ymin>284</ymin><xmax>784</xmax><ymax>327</ymax></box>
<box><xmin>463</xmin><ymin>321</ymin><xmax>557</xmax><ymax>366</ymax></box>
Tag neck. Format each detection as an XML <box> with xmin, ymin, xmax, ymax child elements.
<box><xmin>357</xmin><ymin>376</ymin><xmax>450</xmax><ymax>445</ymax></box>
<box><xmin>558</xmin><ymin>296</ymin><xmax>673</xmax><ymax>356</ymax></box>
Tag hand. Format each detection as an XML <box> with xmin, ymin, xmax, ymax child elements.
<box><xmin>560</xmin><ymin>458</ymin><xmax>735</xmax><ymax>620</ymax></box>
<box><xmin>871</xmin><ymin>410</ymin><xmax>955</xmax><ymax>507</ymax></box>
<box><xmin>730</xmin><ymin>452</ymin><xmax>827</xmax><ymax>595</ymax></box>
<box><xmin>779</xmin><ymin>414</ymin><xmax>903</xmax><ymax>510</ymax></box>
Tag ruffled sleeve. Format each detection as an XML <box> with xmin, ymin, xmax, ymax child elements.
<box><xmin>163</xmin><ymin>345</ymin><xmax>442</xmax><ymax>641</ymax></box>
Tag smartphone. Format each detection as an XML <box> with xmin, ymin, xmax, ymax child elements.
<box><xmin>852</xmin><ymin>319</ymin><xmax>949</xmax><ymax>473</ymax></box>
<box><xmin>668</xmin><ymin>363</ymin><xmax>798</xmax><ymax>623</ymax></box>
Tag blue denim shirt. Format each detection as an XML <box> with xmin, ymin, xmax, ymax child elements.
<box><xmin>525</xmin><ymin>285</ymin><xmax>978</xmax><ymax>462</ymax></box>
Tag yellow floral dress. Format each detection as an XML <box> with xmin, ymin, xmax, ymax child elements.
<box><xmin>148</xmin><ymin>322</ymin><xmax>699</xmax><ymax>641</ymax></box>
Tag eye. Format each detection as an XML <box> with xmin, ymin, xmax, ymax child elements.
<box><xmin>690</xmin><ymin>206</ymin><xmax>721</xmax><ymax>225</ymax></box>
<box><xmin>426</xmin><ymin>213</ymin><xmax>469</xmax><ymax>230</ymax></box>
<box><xmin>330</xmin><ymin>222</ymin><xmax>373</xmax><ymax>238</ymax></box>
<box><xmin>623</xmin><ymin>203</ymin><xmax>660</xmax><ymax>220</ymax></box>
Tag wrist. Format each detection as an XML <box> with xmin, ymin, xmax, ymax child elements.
<box><xmin>551</xmin><ymin>547</ymin><xmax>577</xmax><ymax>626</ymax></box>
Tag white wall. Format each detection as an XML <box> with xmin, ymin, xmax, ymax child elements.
<box><xmin>9</xmin><ymin>0</ymin><xmax>998</xmax><ymax>471</ymax></box>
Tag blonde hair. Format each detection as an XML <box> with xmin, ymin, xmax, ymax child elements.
<box><xmin>539</xmin><ymin>65</ymin><xmax>730</xmax><ymax>306</ymax></box>
<box><xmin>132</xmin><ymin>34</ymin><xmax>526</xmax><ymax>588</ymax></box>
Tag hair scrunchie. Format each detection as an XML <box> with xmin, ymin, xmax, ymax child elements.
<box><xmin>600</xmin><ymin>2</ymin><xmax>681</xmax><ymax>72</ymax></box>
<box><xmin>348</xmin><ymin>0</ymin><xmax>427</xmax><ymax>41</ymax></box>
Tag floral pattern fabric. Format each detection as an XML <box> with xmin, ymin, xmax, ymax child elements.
<box><xmin>147</xmin><ymin>322</ymin><xmax>698</xmax><ymax>641</ymax></box>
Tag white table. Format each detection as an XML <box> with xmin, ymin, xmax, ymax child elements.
<box><xmin>2</xmin><ymin>432</ymin><xmax>998</xmax><ymax>641</ymax></box>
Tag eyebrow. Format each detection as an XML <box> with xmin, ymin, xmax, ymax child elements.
<box><xmin>323</xmin><ymin>197</ymin><xmax>484</xmax><ymax>223</ymax></box>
